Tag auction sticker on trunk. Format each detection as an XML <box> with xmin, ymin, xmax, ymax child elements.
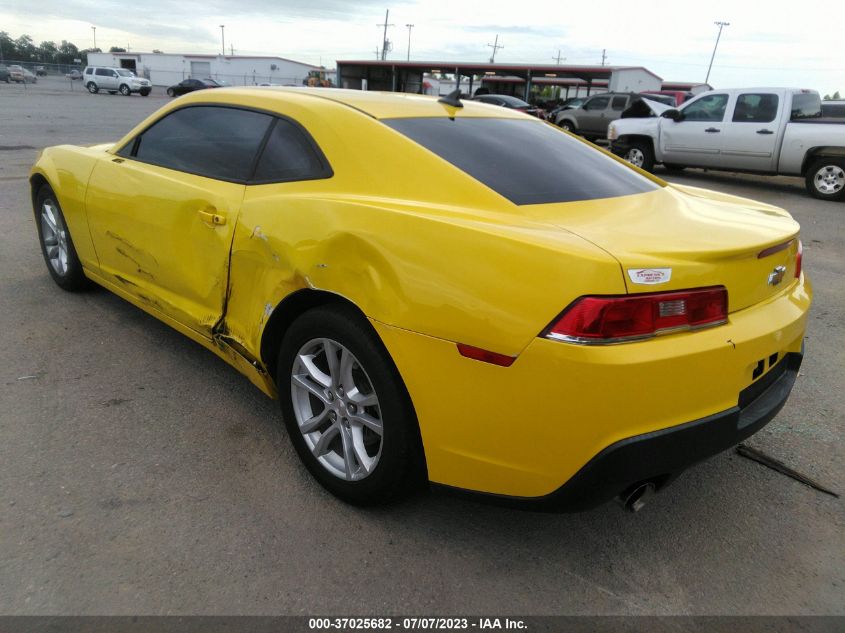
<box><xmin>628</xmin><ymin>268</ymin><xmax>672</xmax><ymax>285</ymax></box>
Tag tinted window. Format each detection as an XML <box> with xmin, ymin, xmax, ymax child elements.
<box><xmin>821</xmin><ymin>103</ymin><xmax>845</xmax><ymax>118</ymax></box>
<box><xmin>791</xmin><ymin>93</ymin><xmax>822</xmax><ymax>120</ymax></box>
<box><xmin>95</xmin><ymin>68</ymin><xmax>112</xmax><ymax>76</ymax></box>
<box><xmin>584</xmin><ymin>96</ymin><xmax>610</xmax><ymax>111</ymax></box>
<box><xmin>732</xmin><ymin>94</ymin><xmax>779</xmax><ymax>122</ymax></box>
<box><xmin>383</xmin><ymin>117</ymin><xmax>658</xmax><ymax>205</ymax></box>
<box><xmin>681</xmin><ymin>94</ymin><xmax>728</xmax><ymax>121</ymax></box>
<box><xmin>252</xmin><ymin>118</ymin><xmax>332</xmax><ymax>183</ymax></box>
<box><xmin>611</xmin><ymin>96</ymin><xmax>629</xmax><ymax>110</ymax></box>
<box><xmin>128</xmin><ymin>106</ymin><xmax>273</xmax><ymax>181</ymax></box>
<box><xmin>498</xmin><ymin>95</ymin><xmax>530</xmax><ymax>108</ymax></box>
<box><xmin>85</xmin><ymin>67</ymin><xmax>93</xmax><ymax>74</ymax></box>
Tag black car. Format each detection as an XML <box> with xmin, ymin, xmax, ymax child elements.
<box><xmin>472</xmin><ymin>94</ymin><xmax>546</xmax><ymax>119</ymax></box>
<box><xmin>166</xmin><ymin>78</ymin><xmax>221</xmax><ymax>97</ymax></box>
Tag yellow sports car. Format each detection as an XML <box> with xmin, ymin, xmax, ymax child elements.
<box><xmin>30</xmin><ymin>88</ymin><xmax>810</xmax><ymax>511</ymax></box>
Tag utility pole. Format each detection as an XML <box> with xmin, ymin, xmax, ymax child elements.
<box><xmin>374</xmin><ymin>46</ymin><xmax>380</xmax><ymax>60</ymax></box>
<box><xmin>230</xmin><ymin>44</ymin><xmax>234</xmax><ymax>56</ymax></box>
<box><xmin>552</xmin><ymin>50</ymin><xmax>565</xmax><ymax>65</ymax></box>
<box><xmin>219</xmin><ymin>25</ymin><xmax>225</xmax><ymax>56</ymax></box>
<box><xmin>377</xmin><ymin>9</ymin><xmax>394</xmax><ymax>61</ymax></box>
<box><xmin>91</xmin><ymin>25</ymin><xmax>97</xmax><ymax>50</ymax></box>
<box><xmin>600</xmin><ymin>48</ymin><xmax>608</xmax><ymax>66</ymax></box>
<box><xmin>705</xmin><ymin>21</ymin><xmax>730</xmax><ymax>84</ymax></box>
<box><xmin>487</xmin><ymin>34</ymin><xmax>503</xmax><ymax>63</ymax></box>
<box><xmin>405</xmin><ymin>24</ymin><xmax>414</xmax><ymax>61</ymax></box>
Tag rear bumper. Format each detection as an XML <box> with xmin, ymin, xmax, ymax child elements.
<box><xmin>373</xmin><ymin>276</ymin><xmax>811</xmax><ymax>503</ymax></box>
<box><xmin>484</xmin><ymin>348</ymin><xmax>802</xmax><ymax>511</ymax></box>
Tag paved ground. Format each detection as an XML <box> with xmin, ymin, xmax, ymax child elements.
<box><xmin>1</xmin><ymin>77</ymin><xmax>843</xmax><ymax>616</ymax></box>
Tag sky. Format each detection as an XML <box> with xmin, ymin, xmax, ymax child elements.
<box><xmin>2</xmin><ymin>0</ymin><xmax>843</xmax><ymax>95</ymax></box>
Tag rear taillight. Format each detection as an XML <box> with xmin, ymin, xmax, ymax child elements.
<box><xmin>795</xmin><ymin>240</ymin><xmax>803</xmax><ymax>278</ymax></box>
<box><xmin>543</xmin><ymin>286</ymin><xmax>728</xmax><ymax>344</ymax></box>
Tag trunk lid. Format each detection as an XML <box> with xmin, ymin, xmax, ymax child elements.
<box><xmin>523</xmin><ymin>184</ymin><xmax>801</xmax><ymax>312</ymax></box>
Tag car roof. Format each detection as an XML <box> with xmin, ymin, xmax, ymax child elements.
<box><xmin>175</xmin><ymin>87</ymin><xmax>529</xmax><ymax>120</ymax></box>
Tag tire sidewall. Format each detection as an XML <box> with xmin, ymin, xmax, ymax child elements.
<box><xmin>276</xmin><ymin>305</ymin><xmax>424</xmax><ymax>504</ymax></box>
<box><xmin>628</xmin><ymin>141</ymin><xmax>655</xmax><ymax>172</ymax></box>
<box><xmin>119</xmin><ymin>84</ymin><xmax>131</xmax><ymax>95</ymax></box>
<box><xmin>87</xmin><ymin>82</ymin><xmax>98</xmax><ymax>93</ymax></box>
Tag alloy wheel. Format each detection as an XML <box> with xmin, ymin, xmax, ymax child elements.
<box><xmin>813</xmin><ymin>165</ymin><xmax>845</xmax><ymax>195</ymax></box>
<box><xmin>290</xmin><ymin>338</ymin><xmax>384</xmax><ymax>481</ymax></box>
<box><xmin>40</xmin><ymin>199</ymin><xmax>69</xmax><ymax>276</ymax></box>
<box><xmin>626</xmin><ymin>148</ymin><xmax>645</xmax><ymax>168</ymax></box>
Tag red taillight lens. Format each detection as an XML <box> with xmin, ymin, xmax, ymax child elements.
<box><xmin>795</xmin><ymin>240</ymin><xmax>803</xmax><ymax>278</ymax></box>
<box><xmin>544</xmin><ymin>286</ymin><xmax>728</xmax><ymax>344</ymax></box>
<box><xmin>457</xmin><ymin>343</ymin><xmax>516</xmax><ymax>367</ymax></box>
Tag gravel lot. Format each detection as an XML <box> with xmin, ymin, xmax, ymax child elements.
<box><xmin>1</xmin><ymin>77</ymin><xmax>843</xmax><ymax>616</ymax></box>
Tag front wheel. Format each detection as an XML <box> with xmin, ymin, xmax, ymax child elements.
<box><xmin>166</xmin><ymin>87</ymin><xmax>175</xmax><ymax>97</ymax></box>
<box><xmin>805</xmin><ymin>158</ymin><xmax>845</xmax><ymax>201</ymax></box>
<box><xmin>86</xmin><ymin>82</ymin><xmax>98</xmax><ymax>94</ymax></box>
<box><xmin>624</xmin><ymin>141</ymin><xmax>655</xmax><ymax>172</ymax></box>
<box><xmin>119</xmin><ymin>84</ymin><xmax>131</xmax><ymax>96</ymax></box>
<box><xmin>34</xmin><ymin>185</ymin><xmax>89</xmax><ymax>291</ymax></box>
<box><xmin>559</xmin><ymin>119</ymin><xmax>577</xmax><ymax>134</ymax></box>
<box><xmin>277</xmin><ymin>305</ymin><xmax>426</xmax><ymax>505</ymax></box>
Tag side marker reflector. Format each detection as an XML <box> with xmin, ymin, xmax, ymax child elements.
<box><xmin>457</xmin><ymin>344</ymin><xmax>516</xmax><ymax>367</ymax></box>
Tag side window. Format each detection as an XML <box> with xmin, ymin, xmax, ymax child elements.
<box><xmin>610</xmin><ymin>96</ymin><xmax>628</xmax><ymax>111</ymax></box>
<box><xmin>85</xmin><ymin>67</ymin><xmax>93</xmax><ymax>75</ymax></box>
<box><xmin>252</xmin><ymin>118</ymin><xmax>332</xmax><ymax>183</ymax></box>
<box><xmin>95</xmin><ymin>68</ymin><xmax>111</xmax><ymax>76</ymax></box>
<box><xmin>681</xmin><ymin>94</ymin><xmax>729</xmax><ymax>122</ymax></box>
<box><xmin>127</xmin><ymin>106</ymin><xmax>273</xmax><ymax>182</ymax></box>
<box><xmin>732</xmin><ymin>94</ymin><xmax>779</xmax><ymax>123</ymax></box>
<box><xmin>584</xmin><ymin>96</ymin><xmax>610</xmax><ymax>111</ymax></box>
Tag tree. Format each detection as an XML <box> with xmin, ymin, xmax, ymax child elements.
<box><xmin>39</xmin><ymin>40</ymin><xmax>58</xmax><ymax>62</ymax></box>
<box><xmin>0</xmin><ymin>31</ymin><xmax>14</xmax><ymax>62</ymax></box>
<box><xmin>15</xmin><ymin>34</ymin><xmax>37</xmax><ymax>60</ymax></box>
<box><xmin>109</xmin><ymin>46</ymin><xmax>126</xmax><ymax>53</ymax></box>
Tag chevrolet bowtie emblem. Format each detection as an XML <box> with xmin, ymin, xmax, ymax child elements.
<box><xmin>767</xmin><ymin>265</ymin><xmax>787</xmax><ymax>286</ymax></box>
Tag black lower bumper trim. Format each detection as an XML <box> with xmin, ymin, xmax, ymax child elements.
<box><xmin>439</xmin><ymin>350</ymin><xmax>803</xmax><ymax>512</ymax></box>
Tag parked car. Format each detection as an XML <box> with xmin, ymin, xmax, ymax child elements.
<box><xmin>29</xmin><ymin>88</ymin><xmax>809</xmax><ymax>511</ymax></box>
<box><xmin>166</xmin><ymin>78</ymin><xmax>221</xmax><ymax>97</ymax></box>
<box><xmin>65</xmin><ymin>69</ymin><xmax>83</xmax><ymax>80</ymax></box>
<box><xmin>608</xmin><ymin>88</ymin><xmax>845</xmax><ymax>201</ymax></box>
<box><xmin>9</xmin><ymin>65</ymin><xmax>37</xmax><ymax>84</ymax></box>
<box><xmin>821</xmin><ymin>100</ymin><xmax>845</xmax><ymax>118</ymax></box>
<box><xmin>472</xmin><ymin>94</ymin><xmax>546</xmax><ymax>119</ymax></box>
<box><xmin>555</xmin><ymin>92</ymin><xmax>657</xmax><ymax>138</ymax></box>
<box><xmin>83</xmin><ymin>66</ymin><xmax>151</xmax><ymax>96</ymax></box>
<box><xmin>0</xmin><ymin>64</ymin><xmax>9</xmax><ymax>83</ymax></box>
<box><xmin>35</xmin><ymin>66</ymin><xmax>47</xmax><ymax>76</ymax></box>
<box><xmin>546</xmin><ymin>97</ymin><xmax>585</xmax><ymax>122</ymax></box>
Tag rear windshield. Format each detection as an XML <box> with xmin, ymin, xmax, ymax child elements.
<box><xmin>790</xmin><ymin>93</ymin><xmax>822</xmax><ymax>120</ymax></box>
<box><xmin>383</xmin><ymin>117</ymin><xmax>659</xmax><ymax>205</ymax></box>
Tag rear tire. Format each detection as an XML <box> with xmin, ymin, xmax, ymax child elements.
<box><xmin>140</xmin><ymin>89</ymin><xmax>150</xmax><ymax>96</ymax></box>
<box><xmin>276</xmin><ymin>304</ymin><xmax>426</xmax><ymax>505</ymax></box>
<box><xmin>86</xmin><ymin>82</ymin><xmax>98</xmax><ymax>94</ymax></box>
<box><xmin>624</xmin><ymin>140</ymin><xmax>655</xmax><ymax>172</ymax></box>
<box><xmin>34</xmin><ymin>185</ymin><xmax>89</xmax><ymax>291</ymax></box>
<box><xmin>805</xmin><ymin>158</ymin><xmax>845</xmax><ymax>201</ymax></box>
<box><xmin>119</xmin><ymin>84</ymin><xmax>131</xmax><ymax>96</ymax></box>
<box><xmin>166</xmin><ymin>87</ymin><xmax>175</xmax><ymax>97</ymax></box>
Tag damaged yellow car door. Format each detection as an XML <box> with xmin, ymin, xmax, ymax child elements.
<box><xmin>84</xmin><ymin>105</ymin><xmax>274</xmax><ymax>336</ymax></box>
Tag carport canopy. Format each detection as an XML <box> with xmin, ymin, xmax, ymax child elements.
<box><xmin>335</xmin><ymin>60</ymin><xmax>656</xmax><ymax>101</ymax></box>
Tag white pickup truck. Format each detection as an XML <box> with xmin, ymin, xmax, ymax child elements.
<box><xmin>607</xmin><ymin>88</ymin><xmax>845</xmax><ymax>201</ymax></box>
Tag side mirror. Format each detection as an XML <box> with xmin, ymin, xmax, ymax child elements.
<box><xmin>662</xmin><ymin>109</ymin><xmax>683</xmax><ymax>121</ymax></box>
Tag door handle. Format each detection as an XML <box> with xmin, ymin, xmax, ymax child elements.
<box><xmin>756</xmin><ymin>129</ymin><xmax>774</xmax><ymax>134</ymax></box>
<box><xmin>197</xmin><ymin>210</ymin><xmax>227</xmax><ymax>226</ymax></box>
<box><xmin>705</xmin><ymin>127</ymin><xmax>720</xmax><ymax>133</ymax></box>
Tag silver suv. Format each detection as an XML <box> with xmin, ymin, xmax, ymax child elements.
<box><xmin>83</xmin><ymin>66</ymin><xmax>151</xmax><ymax>96</ymax></box>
